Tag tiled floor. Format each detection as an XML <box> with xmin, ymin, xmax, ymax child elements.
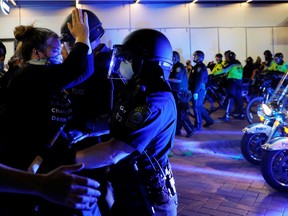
<box><xmin>171</xmin><ymin>110</ymin><xmax>288</xmax><ymax>216</ymax></box>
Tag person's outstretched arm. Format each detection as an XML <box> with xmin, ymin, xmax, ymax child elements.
<box><xmin>0</xmin><ymin>163</ymin><xmax>101</xmax><ymax>210</ymax></box>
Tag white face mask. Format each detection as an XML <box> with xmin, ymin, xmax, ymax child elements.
<box><xmin>120</xmin><ymin>61</ymin><xmax>134</xmax><ymax>81</ymax></box>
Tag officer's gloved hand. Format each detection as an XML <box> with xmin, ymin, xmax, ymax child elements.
<box><xmin>193</xmin><ymin>93</ymin><xmax>198</xmax><ymax>100</ymax></box>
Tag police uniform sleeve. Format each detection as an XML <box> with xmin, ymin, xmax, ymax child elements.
<box><xmin>110</xmin><ymin>100</ymin><xmax>174</xmax><ymax>153</ymax></box>
<box><xmin>193</xmin><ymin>65</ymin><xmax>204</xmax><ymax>93</ymax></box>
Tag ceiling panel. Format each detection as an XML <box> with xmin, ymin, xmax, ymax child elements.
<box><xmin>197</xmin><ymin>0</ymin><xmax>288</xmax><ymax>1</ymax></box>
<box><xmin>14</xmin><ymin>0</ymin><xmax>288</xmax><ymax>5</ymax></box>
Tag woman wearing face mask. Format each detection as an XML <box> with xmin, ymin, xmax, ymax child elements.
<box><xmin>0</xmin><ymin>8</ymin><xmax>99</xmax><ymax>216</ymax></box>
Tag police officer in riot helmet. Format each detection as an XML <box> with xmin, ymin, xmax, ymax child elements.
<box><xmin>60</xmin><ymin>9</ymin><xmax>113</xmax><ymax>137</ymax></box>
<box><xmin>188</xmin><ymin>50</ymin><xmax>214</xmax><ymax>130</ymax></box>
<box><xmin>169</xmin><ymin>51</ymin><xmax>196</xmax><ymax>137</ymax></box>
<box><xmin>75</xmin><ymin>28</ymin><xmax>178</xmax><ymax>215</ymax></box>
<box><xmin>60</xmin><ymin>9</ymin><xmax>115</xmax><ymax>215</ymax></box>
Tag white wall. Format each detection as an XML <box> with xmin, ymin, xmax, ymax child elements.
<box><xmin>1</xmin><ymin>2</ymin><xmax>288</xmax><ymax>66</ymax></box>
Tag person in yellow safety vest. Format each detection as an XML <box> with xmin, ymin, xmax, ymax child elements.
<box><xmin>251</xmin><ymin>50</ymin><xmax>275</xmax><ymax>82</ymax></box>
<box><xmin>207</xmin><ymin>52</ymin><xmax>229</xmax><ymax>112</ymax></box>
<box><xmin>262</xmin><ymin>50</ymin><xmax>275</xmax><ymax>71</ymax></box>
<box><xmin>216</xmin><ymin>51</ymin><xmax>244</xmax><ymax>122</ymax></box>
<box><xmin>267</xmin><ymin>52</ymin><xmax>288</xmax><ymax>73</ymax></box>
<box><xmin>209</xmin><ymin>53</ymin><xmax>226</xmax><ymax>76</ymax></box>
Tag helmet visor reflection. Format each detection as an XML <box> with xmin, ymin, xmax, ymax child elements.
<box><xmin>107</xmin><ymin>45</ymin><xmax>132</xmax><ymax>83</ymax></box>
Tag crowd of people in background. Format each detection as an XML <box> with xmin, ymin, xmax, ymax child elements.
<box><xmin>168</xmin><ymin>47</ymin><xmax>288</xmax><ymax>136</ymax></box>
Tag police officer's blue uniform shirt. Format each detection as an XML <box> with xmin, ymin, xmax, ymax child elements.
<box><xmin>169</xmin><ymin>61</ymin><xmax>189</xmax><ymax>92</ymax></box>
<box><xmin>109</xmin><ymin>88</ymin><xmax>176</xmax><ymax>166</ymax></box>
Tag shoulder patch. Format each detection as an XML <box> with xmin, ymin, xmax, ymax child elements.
<box><xmin>126</xmin><ymin>106</ymin><xmax>152</xmax><ymax>129</ymax></box>
<box><xmin>197</xmin><ymin>67</ymin><xmax>201</xmax><ymax>73</ymax></box>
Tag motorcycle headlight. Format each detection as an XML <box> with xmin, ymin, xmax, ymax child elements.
<box><xmin>262</xmin><ymin>104</ymin><xmax>272</xmax><ymax>116</ymax></box>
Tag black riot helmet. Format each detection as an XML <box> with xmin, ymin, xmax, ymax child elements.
<box><xmin>60</xmin><ymin>9</ymin><xmax>105</xmax><ymax>43</ymax></box>
<box><xmin>193</xmin><ymin>50</ymin><xmax>205</xmax><ymax>62</ymax></box>
<box><xmin>274</xmin><ymin>52</ymin><xmax>283</xmax><ymax>59</ymax></box>
<box><xmin>228</xmin><ymin>51</ymin><xmax>236</xmax><ymax>61</ymax></box>
<box><xmin>108</xmin><ymin>28</ymin><xmax>173</xmax><ymax>85</ymax></box>
<box><xmin>172</xmin><ymin>51</ymin><xmax>180</xmax><ymax>64</ymax></box>
<box><xmin>274</xmin><ymin>52</ymin><xmax>284</xmax><ymax>64</ymax></box>
<box><xmin>215</xmin><ymin>53</ymin><xmax>223</xmax><ymax>58</ymax></box>
<box><xmin>264</xmin><ymin>50</ymin><xmax>273</xmax><ymax>59</ymax></box>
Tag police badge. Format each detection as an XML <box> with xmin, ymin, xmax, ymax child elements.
<box><xmin>126</xmin><ymin>106</ymin><xmax>152</xmax><ymax>129</ymax></box>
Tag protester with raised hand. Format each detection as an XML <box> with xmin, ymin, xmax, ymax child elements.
<box><xmin>0</xmin><ymin>8</ymin><xmax>99</xmax><ymax>215</ymax></box>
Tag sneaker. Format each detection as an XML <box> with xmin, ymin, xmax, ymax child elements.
<box><xmin>218</xmin><ymin>116</ymin><xmax>230</xmax><ymax>122</ymax></box>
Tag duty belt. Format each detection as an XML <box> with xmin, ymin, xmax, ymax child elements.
<box><xmin>144</xmin><ymin>163</ymin><xmax>177</xmax><ymax>205</ymax></box>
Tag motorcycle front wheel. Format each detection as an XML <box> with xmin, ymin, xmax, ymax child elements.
<box><xmin>241</xmin><ymin>133</ymin><xmax>266</xmax><ymax>165</ymax></box>
<box><xmin>245</xmin><ymin>96</ymin><xmax>264</xmax><ymax>124</ymax></box>
<box><xmin>261</xmin><ymin>150</ymin><xmax>288</xmax><ymax>192</ymax></box>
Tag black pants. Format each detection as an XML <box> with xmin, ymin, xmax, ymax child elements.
<box><xmin>226</xmin><ymin>78</ymin><xmax>243</xmax><ymax>115</ymax></box>
<box><xmin>191</xmin><ymin>88</ymin><xmax>214</xmax><ymax>129</ymax></box>
<box><xmin>176</xmin><ymin>102</ymin><xmax>195</xmax><ymax>134</ymax></box>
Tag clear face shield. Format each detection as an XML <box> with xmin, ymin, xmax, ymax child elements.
<box><xmin>107</xmin><ymin>45</ymin><xmax>134</xmax><ymax>84</ymax></box>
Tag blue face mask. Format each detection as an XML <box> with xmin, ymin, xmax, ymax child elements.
<box><xmin>46</xmin><ymin>55</ymin><xmax>63</xmax><ymax>65</ymax></box>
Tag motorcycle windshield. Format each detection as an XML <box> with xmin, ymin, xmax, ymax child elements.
<box><xmin>267</xmin><ymin>72</ymin><xmax>288</xmax><ymax>112</ymax></box>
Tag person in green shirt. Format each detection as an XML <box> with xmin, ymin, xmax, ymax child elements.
<box><xmin>217</xmin><ymin>51</ymin><xmax>244</xmax><ymax>122</ymax></box>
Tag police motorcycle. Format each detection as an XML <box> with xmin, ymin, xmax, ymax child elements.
<box><xmin>241</xmin><ymin>72</ymin><xmax>288</xmax><ymax>165</ymax></box>
<box><xmin>260</xmin><ymin>85</ymin><xmax>288</xmax><ymax>191</ymax></box>
<box><xmin>245</xmin><ymin>72</ymin><xmax>279</xmax><ymax>124</ymax></box>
